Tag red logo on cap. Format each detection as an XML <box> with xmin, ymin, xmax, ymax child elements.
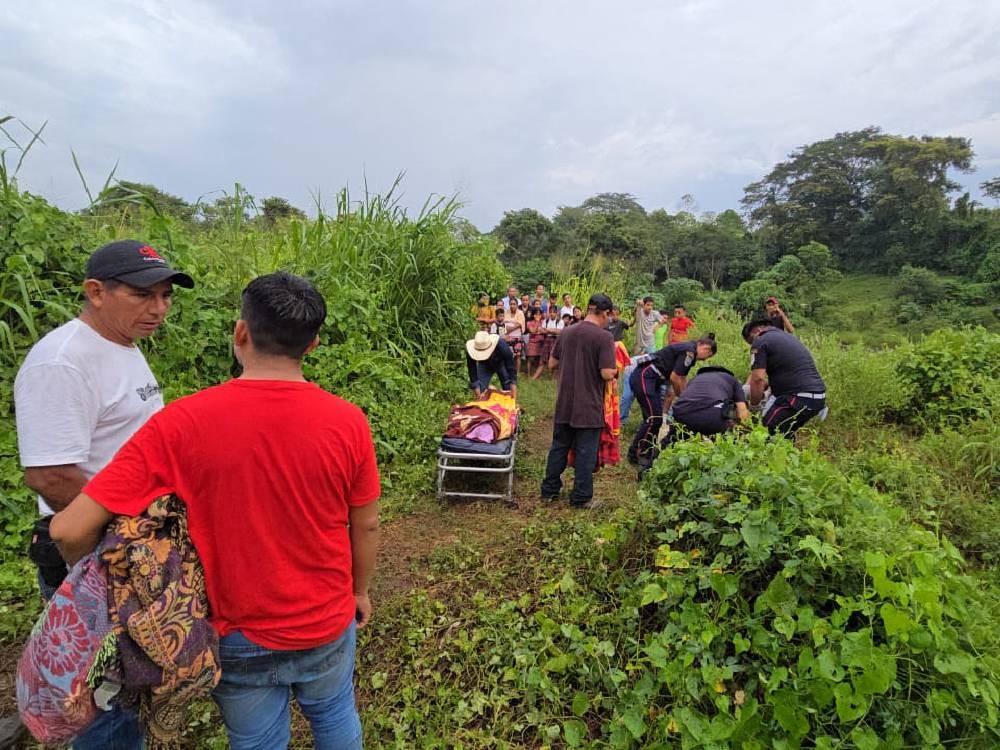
<box><xmin>138</xmin><ymin>245</ymin><xmax>164</xmax><ymax>262</ymax></box>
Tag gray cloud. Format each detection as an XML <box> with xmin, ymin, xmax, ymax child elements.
<box><xmin>3</xmin><ymin>0</ymin><xmax>998</xmax><ymax>229</ymax></box>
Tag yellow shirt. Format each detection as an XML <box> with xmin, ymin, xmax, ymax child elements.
<box><xmin>473</xmin><ymin>304</ymin><xmax>496</xmax><ymax>322</ymax></box>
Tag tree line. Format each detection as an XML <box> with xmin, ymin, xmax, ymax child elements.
<box><xmin>491</xmin><ymin>127</ymin><xmax>1000</xmax><ymax>296</ymax></box>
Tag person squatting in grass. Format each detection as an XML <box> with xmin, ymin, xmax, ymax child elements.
<box><xmin>670</xmin><ymin>366</ymin><xmax>750</xmax><ymax>437</ymax></box>
<box><xmin>50</xmin><ymin>272</ymin><xmax>381</xmax><ymax>750</ymax></box>
<box><xmin>14</xmin><ymin>239</ymin><xmax>195</xmax><ymax>750</ymax></box>
<box><xmin>627</xmin><ymin>334</ymin><xmax>718</xmax><ymax>465</ymax></box>
<box><xmin>540</xmin><ymin>294</ymin><xmax>617</xmax><ymax>510</ymax></box>
<box><xmin>742</xmin><ymin>319</ymin><xmax>827</xmax><ymax>437</ymax></box>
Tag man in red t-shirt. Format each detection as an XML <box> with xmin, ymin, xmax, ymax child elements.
<box><xmin>51</xmin><ymin>272</ymin><xmax>380</xmax><ymax>750</ymax></box>
<box><xmin>668</xmin><ymin>305</ymin><xmax>696</xmax><ymax>343</ymax></box>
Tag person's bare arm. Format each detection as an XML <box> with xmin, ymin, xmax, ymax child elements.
<box><xmin>779</xmin><ymin>309</ymin><xmax>795</xmax><ymax>333</ymax></box>
<box><xmin>749</xmin><ymin>368</ymin><xmax>768</xmax><ymax>407</ymax></box>
<box><xmin>735</xmin><ymin>402</ymin><xmax>750</xmax><ymax>421</ymax></box>
<box><xmin>49</xmin><ymin>493</ymin><xmax>114</xmax><ymax>565</ymax></box>
<box><xmin>349</xmin><ymin>500</ymin><xmax>380</xmax><ymax>628</ymax></box>
<box><xmin>670</xmin><ymin>372</ymin><xmax>687</xmax><ymax>396</ymax></box>
<box><xmin>23</xmin><ymin>465</ymin><xmax>89</xmax><ymax>513</ymax></box>
<box><xmin>548</xmin><ymin>356</ymin><xmax>559</xmax><ymax>371</ymax></box>
<box><xmin>600</xmin><ymin>368</ymin><xmax>616</xmax><ymax>381</ymax></box>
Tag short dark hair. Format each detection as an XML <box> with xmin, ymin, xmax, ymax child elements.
<box><xmin>643</xmin><ymin>296</ymin><xmax>654</xmax><ymax>304</ymax></box>
<box><xmin>697</xmin><ymin>332</ymin><xmax>718</xmax><ymax>355</ymax></box>
<box><xmin>742</xmin><ymin>319</ymin><xmax>771</xmax><ymax>344</ymax></box>
<box><xmin>241</xmin><ymin>272</ymin><xmax>327</xmax><ymax>358</ymax></box>
<box><xmin>587</xmin><ymin>293</ymin><xmax>613</xmax><ymax>312</ymax></box>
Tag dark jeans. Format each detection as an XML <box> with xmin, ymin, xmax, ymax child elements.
<box><xmin>628</xmin><ymin>367</ymin><xmax>664</xmax><ymax>460</ymax></box>
<box><xmin>763</xmin><ymin>394</ymin><xmax>825</xmax><ymax>437</ymax></box>
<box><xmin>541</xmin><ymin>423</ymin><xmax>602</xmax><ymax>505</ymax></box>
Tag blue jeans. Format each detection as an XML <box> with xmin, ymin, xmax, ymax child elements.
<box><xmin>213</xmin><ymin>623</ymin><xmax>362</xmax><ymax>750</ymax></box>
<box><xmin>540</xmin><ymin>423</ymin><xmax>602</xmax><ymax>505</ymax></box>
<box><xmin>619</xmin><ymin>365</ymin><xmax>636</xmax><ymax>422</ymax></box>
<box><xmin>37</xmin><ymin>574</ymin><xmax>145</xmax><ymax>750</ymax></box>
<box><xmin>74</xmin><ymin>708</ymin><xmax>145</xmax><ymax>750</ymax></box>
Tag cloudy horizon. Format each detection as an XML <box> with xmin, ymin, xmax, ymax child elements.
<box><xmin>3</xmin><ymin>0</ymin><xmax>999</xmax><ymax>230</ymax></box>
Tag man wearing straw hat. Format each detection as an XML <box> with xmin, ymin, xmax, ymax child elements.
<box><xmin>466</xmin><ymin>330</ymin><xmax>518</xmax><ymax>400</ymax></box>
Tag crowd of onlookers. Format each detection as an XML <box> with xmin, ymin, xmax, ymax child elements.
<box><xmin>473</xmin><ymin>284</ymin><xmax>710</xmax><ymax>378</ymax></box>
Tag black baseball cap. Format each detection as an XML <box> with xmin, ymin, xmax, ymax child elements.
<box><xmin>85</xmin><ymin>240</ymin><xmax>194</xmax><ymax>289</ymax></box>
<box><xmin>588</xmin><ymin>293</ymin><xmax>614</xmax><ymax>312</ymax></box>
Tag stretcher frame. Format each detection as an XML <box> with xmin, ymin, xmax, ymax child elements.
<box><xmin>436</xmin><ymin>437</ymin><xmax>517</xmax><ymax>505</ymax></box>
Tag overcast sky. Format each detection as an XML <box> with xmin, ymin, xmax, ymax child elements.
<box><xmin>3</xmin><ymin>0</ymin><xmax>999</xmax><ymax>230</ymax></box>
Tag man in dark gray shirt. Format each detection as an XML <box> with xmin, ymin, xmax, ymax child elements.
<box><xmin>541</xmin><ymin>294</ymin><xmax>616</xmax><ymax>509</ymax></box>
<box><xmin>742</xmin><ymin>320</ymin><xmax>826</xmax><ymax>437</ymax></box>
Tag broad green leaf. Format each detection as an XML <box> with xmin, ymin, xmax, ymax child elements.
<box><xmin>563</xmin><ymin>719</ymin><xmax>587</xmax><ymax>747</ymax></box>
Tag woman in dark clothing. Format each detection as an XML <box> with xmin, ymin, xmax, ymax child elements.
<box><xmin>627</xmin><ymin>334</ymin><xmax>717</xmax><ymax>463</ymax></box>
<box><xmin>672</xmin><ymin>366</ymin><xmax>750</xmax><ymax>436</ymax></box>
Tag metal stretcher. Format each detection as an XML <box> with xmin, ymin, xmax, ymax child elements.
<box><xmin>436</xmin><ymin>435</ymin><xmax>517</xmax><ymax>505</ymax></box>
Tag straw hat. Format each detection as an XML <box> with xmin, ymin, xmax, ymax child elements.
<box><xmin>466</xmin><ymin>331</ymin><xmax>500</xmax><ymax>361</ymax></box>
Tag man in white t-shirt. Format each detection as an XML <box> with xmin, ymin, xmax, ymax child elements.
<box><xmin>559</xmin><ymin>293</ymin><xmax>574</xmax><ymax>319</ymax></box>
<box><xmin>13</xmin><ymin>239</ymin><xmax>193</xmax><ymax>750</ymax></box>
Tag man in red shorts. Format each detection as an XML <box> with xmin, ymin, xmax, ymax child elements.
<box><xmin>51</xmin><ymin>272</ymin><xmax>380</xmax><ymax>750</ymax></box>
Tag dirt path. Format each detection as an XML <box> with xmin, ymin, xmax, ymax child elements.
<box><xmin>370</xmin><ymin>376</ymin><xmax>637</xmax><ymax>607</ymax></box>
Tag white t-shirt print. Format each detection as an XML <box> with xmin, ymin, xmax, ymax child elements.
<box><xmin>14</xmin><ymin>318</ymin><xmax>164</xmax><ymax>515</ymax></box>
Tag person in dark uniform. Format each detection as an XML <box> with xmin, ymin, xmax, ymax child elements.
<box><xmin>672</xmin><ymin>366</ymin><xmax>750</xmax><ymax>436</ymax></box>
<box><xmin>627</xmin><ymin>333</ymin><xmax>717</xmax><ymax>463</ymax></box>
<box><xmin>742</xmin><ymin>319</ymin><xmax>826</xmax><ymax>437</ymax></box>
<box><xmin>465</xmin><ymin>331</ymin><xmax>518</xmax><ymax>400</ymax></box>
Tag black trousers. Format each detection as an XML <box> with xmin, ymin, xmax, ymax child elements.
<box><xmin>541</xmin><ymin>423</ymin><xmax>602</xmax><ymax>505</ymax></box>
<box><xmin>763</xmin><ymin>394</ymin><xmax>824</xmax><ymax>437</ymax></box>
<box><xmin>628</xmin><ymin>367</ymin><xmax>664</xmax><ymax>460</ymax></box>
<box><xmin>675</xmin><ymin>407</ymin><xmax>732</xmax><ymax>436</ymax></box>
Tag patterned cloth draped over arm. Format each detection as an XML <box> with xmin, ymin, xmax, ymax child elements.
<box><xmin>97</xmin><ymin>495</ymin><xmax>220</xmax><ymax>749</ymax></box>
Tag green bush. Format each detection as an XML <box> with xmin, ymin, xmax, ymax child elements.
<box><xmin>621</xmin><ymin>430</ymin><xmax>1000</xmax><ymax>748</ymax></box>
<box><xmin>358</xmin><ymin>429</ymin><xmax>1000</xmax><ymax>748</ymax></box>
<box><xmin>895</xmin><ymin>327</ymin><xmax>1000</xmax><ymax>427</ymax></box>
<box><xmin>658</xmin><ymin>277</ymin><xmax>705</xmax><ymax>309</ymax></box>
<box><xmin>895</xmin><ymin>265</ymin><xmax>951</xmax><ymax>306</ymax></box>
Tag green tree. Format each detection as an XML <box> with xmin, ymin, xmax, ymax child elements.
<box><xmin>580</xmin><ymin>211</ymin><xmax>644</xmax><ymax>259</ymax></box>
<box><xmin>742</xmin><ymin>128</ymin><xmax>974</xmax><ymax>271</ymax></box>
<box><xmin>980</xmin><ymin>176</ymin><xmax>1000</xmax><ymax>201</ymax></box>
<box><xmin>580</xmin><ymin>192</ymin><xmax>647</xmax><ymax>216</ymax></box>
<box><xmin>493</xmin><ymin>208</ymin><xmax>554</xmax><ymax>263</ymax></box>
<box><xmin>260</xmin><ymin>196</ymin><xmax>306</xmax><ymax>227</ymax></box>
<box><xmin>92</xmin><ymin>180</ymin><xmax>196</xmax><ymax>222</ymax></box>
